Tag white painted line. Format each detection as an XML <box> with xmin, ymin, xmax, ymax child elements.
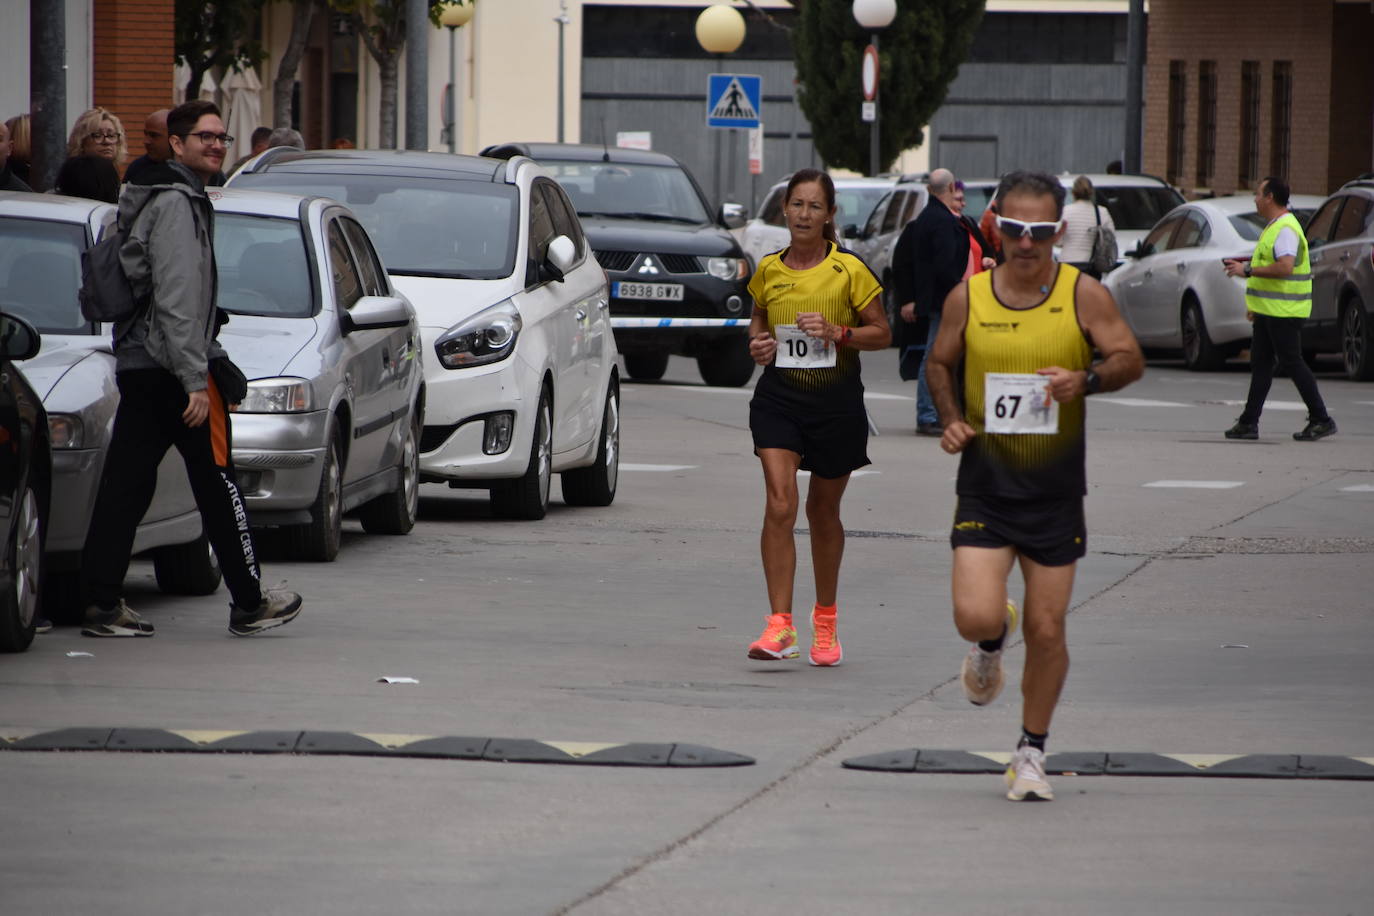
<box><xmin>1214</xmin><ymin>399</ymin><xmax>1306</xmax><ymax>411</ymax></box>
<box><xmin>621</xmin><ymin>463</ymin><xmax>698</xmax><ymax>472</ymax></box>
<box><xmin>1143</xmin><ymin>480</ymin><xmax>1245</xmax><ymax>489</ymax></box>
<box><xmin>1353</xmin><ymin>401</ymin><xmax>1374</xmax><ymax>406</ymax></box>
<box><xmin>1093</xmin><ymin>397</ymin><xmax>1191</xmax><ymax>407</ymax></box>
<box><xmin>796</xmin><ymin>470</ymin><xmax>880</xmax><ymax>478</ymax></box>
<box><xmin>864</xmin><ymin>392</ymin><xmax>915</xmax><ymax>402</ymax></box>
<box><xmin>1340</xmin><ymin>484</ymin><xmax>1374</xmax><ymax>493</ymax></box>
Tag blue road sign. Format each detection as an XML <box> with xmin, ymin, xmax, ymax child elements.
<box><xmin>707</xmin><ymin>74</ymin><xmax>762</xmax><ymax>129</ymax></box>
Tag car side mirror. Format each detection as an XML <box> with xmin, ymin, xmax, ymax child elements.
<box><xmin>842</xmin><ymin>223</ymin><xmax>860</xmax><ymax>239</ymax></box>
<box><xmin>0</xmin><ymin>313</ymin><xmax>42</xmax><ymax>361</ymax></box>
<box><xmin>718</xmin><ymin>202</ymin><xmax>747</xmax><ymax>230</ymax></box>
<box><xmin>544</xmin><ymin>235</ymin><xmax>577</xmax><ymax>283</ymax></box>
<box><xmin>342</xmin><ymin>295</ymin><xmax>411</xmax><ymax>334</ymax></box>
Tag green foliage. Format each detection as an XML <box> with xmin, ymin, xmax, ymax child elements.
<box><xmin>174</xmin><ymin>0</ymin><xmax>268</xmax><ymax>99</ymax></box>
<box><xmin>792</xmin><ymin>0</ymin><xmax>985</xmax><ymax>173</ymax></box>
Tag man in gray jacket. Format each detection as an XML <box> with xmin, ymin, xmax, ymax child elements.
<box><xmin>81</xmin><ymin>99</ymin><xmax>303</xmax><ymax>638</ymax></box>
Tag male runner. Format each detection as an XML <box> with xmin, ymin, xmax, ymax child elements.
<box><xmin>926</xmin><ymin>170</ymin><xmax>1144</xmax><ymax>801</ymax></box>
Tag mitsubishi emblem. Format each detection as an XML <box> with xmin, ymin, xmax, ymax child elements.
<box><xmin>636</xmin><ymin>254</ymin><xmax>661</xmax><ymax>276</ymax></box>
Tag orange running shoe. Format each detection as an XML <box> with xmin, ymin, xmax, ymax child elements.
<box><xmin>809</xmin><ymin>606</ymin><xmax>842</xmax><ymax>667</ymax></box>
<box><xmin>748</xmin><ymin>614</ymin><xmax>799</xmax><ymax>660</ymax></box>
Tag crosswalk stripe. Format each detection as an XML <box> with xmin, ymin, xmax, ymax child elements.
<box><xmin>1143</xmin><ymin>480</ymin><xmax>1244</xmax><ymax>489</ymax></box>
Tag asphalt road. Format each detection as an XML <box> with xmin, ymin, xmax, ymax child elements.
<box><xmin>2</xmin><ymin>350</ymin><xmax>1371</xmax><ymax>915</ymax></box>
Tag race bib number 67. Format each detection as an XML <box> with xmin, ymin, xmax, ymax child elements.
<box><xmin>774</xmin><ymin>325</ymin><xmax>837</xmax><ymax>369</ymax></box>
<box><xmin>983</xmin><ymin>372</ymin><xmax>1058</xmax><ymax>434</ymax></box>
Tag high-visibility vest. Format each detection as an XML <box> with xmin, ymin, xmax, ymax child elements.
<box><xmin>1245</xmin><ymin>211</ymin><xmax>1311</xmax><ymax>319</ymax></box>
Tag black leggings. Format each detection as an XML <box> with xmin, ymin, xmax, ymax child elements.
<box><xmin>82</xmin><ymin>368</ymin><xmax>263</xmax><ymax>611</ymax></box>
<box><xmin>1240</xmin><ymin>314</ymin><xmax>1329</xmax><ymax>424</ymax></box>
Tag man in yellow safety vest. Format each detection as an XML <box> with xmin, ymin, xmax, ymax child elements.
<box><xmin>1223</xmin><ymin>176</ymin><xmax>1335</xmax><ymax>441</ymax></box>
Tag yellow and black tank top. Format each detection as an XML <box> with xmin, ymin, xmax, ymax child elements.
<box><xmin>747</xmin><ymin>242</ymin><xmax>882</xmax><ymax>406</ymax></box>
<box><xmin>958</xmin><ymin>264</ymin><xmax>1093</xmax><ymax>499</ymax></box>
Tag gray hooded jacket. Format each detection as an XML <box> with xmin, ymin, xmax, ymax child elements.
<box><xmin>115</xmin><ymin>159</ymin><xmax>226</xmax><ymax>392</ymax></box>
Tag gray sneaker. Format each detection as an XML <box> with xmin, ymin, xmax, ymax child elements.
<box><xmin>228</xmin><ymin>589</ymin><xmax>303</xmax><ymax>637</ymax></box>
<box><xmin>1005</xmin><ymin>744</ymin><xmax>1054</xmax><ymax>801</ymax></box>
<box><xmin>81</xmin><ymin>600</ymin><xmax>155</xmax><ymax>637</ymax></box>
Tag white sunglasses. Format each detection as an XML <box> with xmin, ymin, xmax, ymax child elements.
<box><xmin>995</xmin><ymin>216</ymin><xmax>1064</xmax><ymax>241</ymax></box>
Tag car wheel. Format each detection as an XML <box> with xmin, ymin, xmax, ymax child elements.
<box><xmin>491</xmin><ymin>391</ymin><xmax>552</xmax><ymax>520</ymax></box>
<box><xmin>0</xmin><ymin>486</ymin><xmax>42</xmax><ymax>652</ymax></box>
<box><xmin>359</xmin><ymin>408</ymin><xmax>421</xmax><ymax>535</ymax></box>
<box><xmin>287</xmin><ymin>433</ymin><xmax>343</xmax><ymax>561</ymax></box>
<box><xmin>561</xmin><ymin>382</ymin><xmax>619</xmax><ymax>507</ymax></box>
<box><xmin>1341</xmin><ymin>294</ymin><xmax>1374</xmax><ymax>381</ymax></box>
<box><xmin>153</xmin><ymin>532</ymin><xmax>223</xmax><ymax>596</ymax></box>
<box><xmin>696</xmin><ymin>339</ymin><xmax>755</xmax><ymax>387</ymax></box>
<box><xmin>1181</xmin><ymin>297</ymin><xmax>1226</xmax><ymax>371</ymax></box>
<box><xmin>624</xmin><ymin>351</ymin><xmax>669</xmax><ymax>381</ymax></box>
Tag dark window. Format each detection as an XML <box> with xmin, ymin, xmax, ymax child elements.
<box><xmin>1196</xmin><ymin>61</ymin><xmax>1216</xmax><ymax>186</ymax></box>
<box><xmin>0</xmin><ymin>216</ymin><xmax>91</xmax><ymax>334</ymax></box>
<box><xmin>1271</xmin><ymin>61</ymin><xmax>1292</xmax><ymax>179</ymax></box>
<box><xmin>539</xmin><ymin>178</ymin><xmax>587</xmax><ymax>260</ymax></box>
<box><xmin>1304</xmin><ymin>197</ymin><xmax>1344</xmax><ymax>248</ymax></box>
<box><xmin>1173</xmin><ymin>210</ymin><xmax>1210</xmax><ymax>249</ymax></box>
<box><xmin>1167</xmin><ymin>61</ymin><xmax>1187</xmax><ymax>185</ymax></box>
<box><xmin>527</xmin><ymin>182</ymin><xmax>557</xmax><ymax>286</ymax></box>
<box><xmin>967</xmin><ymin>12</ymin><xmax>1126</xmax><ymax>64</ymax></box>
<box><xmin>1332</xmin><ymin>196</ymin><xmax>1372</xmax><ymax>241</ymax></box>
<box><xmin>1142</xmin><ymin>216</ymin><xmax>1181</xmax><ymax>256</ymax></box>
<box><xmin>339</xmin><ymin>217</ymin><xmax>387</xmax><ymax>297</ymax></box>
<box><xmin>863</xmin><ymin>194</ymin><xmax>890</xmax><ymax>238</ymax></box>
<box><xmin>881</xmin><ymin>192</ymin><xmax>908</xmax><ymax>234</ymax></box>
<box><xmin>216</xmin><ymin>213</ymin><xmax>316</xmax><ymax>318</ymax></box>
<box><xmin>1238</xmin><ymin>61</ymin><xmax>1261</xmax><ymax>188</ymax></box>
<box><xmin>583</xmin><ymin>6</ymin><xmax>796</xmax><ymax>59</ymax></box>
<box><xmin>326</xmin><ymin>221</ymin><xmax>363</xmax><ymax>309</ymax></box>
<box><xmin>760</xmin><ymin>187</ymin><xmax>785</xmax><ymax>227</ymax></box>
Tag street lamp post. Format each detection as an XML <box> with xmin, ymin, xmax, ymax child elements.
<box><xmin>852</xmin><ymin>0</ymin><xmax>896</xmax><ymax>177</ymax></box>
<box><xmin>555</xmin><ymin>0</ymin><xmax>571</xmax><ymax>143</ymax></box>
<box><xmin>695</xmin><ymin>5</ymin><xmax>746</xmax><ymax>207</ymax></box>
<box><xmin>440</xmin><ymin>2</ymin><xmax>474</xmax><ymax>154</ymax></box>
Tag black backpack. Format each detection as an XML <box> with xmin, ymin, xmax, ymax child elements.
<box><xmin>79</xmin><ymin>195</ymin><xmax>156</xmax><ymax>323</ymax></box>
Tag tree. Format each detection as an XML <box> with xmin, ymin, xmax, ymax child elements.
<box><xmin>791</xmin><ymin>0</ymin><xmax>985</xmax><ymax>173</ymax></box>
<box><xmin>328</xmin><ymin>1</ymin><xmax>465</xmax><ymax>149</ymax></box>
<box><xmin>175</xmin><ymin>0</ymin><xmax>268</xmax><ymax>100</ymax></box>
<box><xmin>273</xmin><ymin>0</ymin><xmax>318</xmax><ymax>130</ymax></box>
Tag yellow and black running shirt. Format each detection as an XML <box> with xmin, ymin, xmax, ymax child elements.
<box><xmin>748</xmin><ymin>242</ymin><xmax>882</xmax><ymax>402</ymax></box>
<box><xmin>958</xmin><ymin>264</ymin><xmax>1093</xmax><ymax>499</ymax></box>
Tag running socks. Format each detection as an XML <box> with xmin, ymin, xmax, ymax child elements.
<box><xmin>1019</xmin><ymin>728</ymin><xmax>1048</xmax><ymax>753</ymax></box>
<box><xmin>978</xmin><ymin>623</ymin><xmax>1008</xmax><ymax>654</ymax></box>
<box><xmin>814</xmin><ymin>602</ymin><xmax>836</xmax><ymax>615</ymax></box>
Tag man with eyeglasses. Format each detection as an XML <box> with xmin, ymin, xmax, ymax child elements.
<box><xmin>926</xmin><ymin>170</ymin><xmax>1143</xmax><ymax>801</ymax></box>
<box><xmin>81</xmin><ymin>99</ymin><xmax>303</xmax><ymax>639</ymax></box>
<box><xmin>122</xmin><ymin>109</ymin><xmax>171</xmax><ymax>184</ymax></box>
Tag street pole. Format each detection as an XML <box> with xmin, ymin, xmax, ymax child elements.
<box><xmin>29</xmin><ymin>0</ymin><xmax>66</xmax><ymax>193</ymax></box>
<box><xmin>1124</xmin><ymin>0</ymin><xmax>1145</xmax><ymax>173</ymax></box>
<box><xmin>404</xmin><ymin>0</ymin><xmax>428</xmax><ymax>150</ymax></box>
<box><xmin>447</xmin><ymin>25</ymin><xmax>457</xmax><ymax>153</ymax></box>
<box><xmin>556</xmin><ymin>0</ymin><xmax>570</xmax><ymax>143</ymax></box>
<box><xmin>870</xmin><ymin>32</ymin><xmax>879</xmax><ymax>178</ymax></box>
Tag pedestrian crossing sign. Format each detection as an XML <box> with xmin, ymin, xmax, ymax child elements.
<box><xmin>707</xmin><ymin>74</ymin><xmax>762</xmax><ymax>129</ymax></box>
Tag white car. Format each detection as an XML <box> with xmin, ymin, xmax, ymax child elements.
<box><xmin>229</xmin><ymin>150</ymin><xmax>619</xmax><ymax>520</ymax></box>
<box><xmin>1103</xmin><ymin>194</ymin><xmax>1325</xmax><ymax>370</ymax></box>
<box><xmin>737</xmin><ymin>175</ymin><xmax>896</xmax><ymax>268</ymax></box>
<box><xmin>1056</xmin><ymin>173</ymin><xmax>1186</xmax><ymax>266</ymax></box>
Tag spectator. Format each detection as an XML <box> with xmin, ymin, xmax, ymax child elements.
<box><xmin>5</xmin><ymin>114</ymin><xmax>32</xmax><ymax>186</ymax></box>
<box><xmin>267</xmin><ymin>127</ymin><xmax>305</xmax><ymax>149</ymax></box>
<box><xmin>0</xmin><ymin>119</ymin><xmax>31</xmax><ymax>191</ymax></box>
<box><xmin>123</xmin><ymin>109</ymin><xmax>172</xmax><ymax>184</ymax></box>
<box><xmin>978</xmin><ymin>195</ymin><xmax>1002</xmax><ymax>260</ymax></box>
<box><xmin>54</xmin><ymin>154</ymin><xmax>120</xmax><ymax>203</ymax></box>
<box><xmin>1059</xmin><ymin>175</ymin><xmax>1116</xmax><ymax>279</ymax></box>
<box><xmin>228</xmin><ymin>126</ymin><xmax>273</xmax><ymax>175</ymax></box>
<box><xmin>66</xmin><ymin>107</ymin><xmax>128</xmax><ymax>168</ymax></box>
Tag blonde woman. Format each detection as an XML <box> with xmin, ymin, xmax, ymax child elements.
<box><xmin>66</xmin><ymin>107</ymin><xmax>128</xmax><ymax>167</ymax></box>
<box><xmin>4</xmin><ymin>114</ymin><xmax>32</xmax><ymax>185</ymax></box>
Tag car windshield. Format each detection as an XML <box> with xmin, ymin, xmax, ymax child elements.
<box><xmin>1227</xmin><ymin>208</ymin><xmax>1317</xmax><ymax>242</ymax></box>
<box><xmin>233</xmin><ymin>173</ymin><xmax>519</xmax><ymax>279</ymax></box>
<box><xmin>834</xmin><ymin>186</ymin><xmax>890</xmax><ymax>230</ymax></box>
<box><xmin>539</xmin><ymin>161</ymin><xmax>712</xmax><ymax>224</ymax></box>
<box><xmin>1097</xmin><ymin>187</ymin><xmax>1187</xmax><ymax>230</ymax></box>
<box><xmin>0</xmin><ymin>216</ymin><xmax>92</xmax><ymax>335</ymax></box>
<box><xmin>215</xmin><ymin>213</ymin><xmax>317</xmax><ymax>317</ymax></box>
<box><xmin>961</xmin><ymin>185</ymin><xmax>998</xmax><ymax>221</ymax></box>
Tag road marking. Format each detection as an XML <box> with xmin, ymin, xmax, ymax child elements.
<box><xmin>1143</xmin><ymin>480</ymin><xmax>1244</xmax><ymax>489</ymax></box>
<box><xmin>864</xmin><ymin>392</ymin><xmax>914</xmax><ymax>402</ymax></box>
<box><xmin>1093</xmin><ymin>397</ymin><xmax>1191</xmax><ymax>407</ymax></box>
<box><xmin>621</xmin><ymin>463</ymin><xmax>698</xmax><ymax>472</ymax></box>
<box><xmin>1340</xmin><ymin>485</ymin><xmax>1374</xmax><ymax>493</ymax></box>
<box><xmin>797</xmin><ymin>470</ymin><xmax>879</xmax><ymax>478</ymax></box>
<box><xmin>1163</xmin><ymin>753</ymin><xmax>1243</xmax><ymax>768</ymax></box>
<box><xmin>1213</xmin><ymin>399</ymin><xmax>1306</xmax><ymax>411</ymax></box>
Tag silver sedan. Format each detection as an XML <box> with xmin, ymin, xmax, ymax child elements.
<box><xmin>1104</xmin><ymin>194</ymin><xmax>1324</xmax><ymax>371</ymax></box>
<box><xmin>210</xmin><ymin>189</ymin><xmax>423</xmax><ymax>562</ymax></box>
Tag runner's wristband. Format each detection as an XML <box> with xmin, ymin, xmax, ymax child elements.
<box><xmin>840</xmin><ymin>326</ymin><xmax>853</xmax><ymax>344</ymax></box>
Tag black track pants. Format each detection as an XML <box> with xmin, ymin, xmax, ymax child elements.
<box><xmin>82</xmin><ymin>368</ymin><xmax>262</xmax><ymax>611</ymax></box>
<box><xmin>1239</xmin><ymin>314</ymin><xmax>1329</xmax><ymax>424</ymax></box>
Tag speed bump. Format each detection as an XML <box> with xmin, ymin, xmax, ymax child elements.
<box><xmin>843</xmin><ymin>749</ymin><xmax>1374</xmax><ymax>780</ymax></box>
<box><xmin>0</xmin><ymin>727</ymin><xmax>752</xmax><ymax>768</ymax></box>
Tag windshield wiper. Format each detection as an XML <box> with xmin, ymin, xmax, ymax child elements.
<box><xmin>577</xmin><ymin>210</ymin><xmax>700</xmax><ymax>224</ymax></box>
<box><xmin>395</xmin><ymin>268</ymin><xmax>480</xmax><ymax>280</ymax></box>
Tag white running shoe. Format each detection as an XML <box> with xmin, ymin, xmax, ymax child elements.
<box><xmin>960</xmin><ymin>600</ymin><xmax>1018</xmax><ymax>706</ymax></box>
<box><xmin>1005</xmin><ymin>744</ymin><xmax>1054</xmax><ymax>801</ymax></box>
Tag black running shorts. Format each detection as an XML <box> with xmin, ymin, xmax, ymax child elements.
<box><xmin>749</xmin><ymin>392</ymin><xmax>870</xmax><ymax>479</ymax></box>
<box><xmin>949</xmin><ymin>493</ymin><xmax>1087</xmax><ymax>567</ymax></box>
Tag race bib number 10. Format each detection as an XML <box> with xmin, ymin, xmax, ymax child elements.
<box><xmin>983</xmin><ymin>372</ymin><xmax>1058</xmax><ymax>434</ymax></box>
<box><xmin>775</xmin><ymin>325</ymin><xmax>836</xmax><ymax>369</ymax></box>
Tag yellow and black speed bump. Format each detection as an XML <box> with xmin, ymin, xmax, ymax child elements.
<box><xmin>842</xmin><ymin>749</ymin><xmax>1374</xmax><ymax>780</ymax></box>
<box><xmin>0</xmin><ymin>728</ymin><xmax>753</xmax><ymax>768</ymax></box>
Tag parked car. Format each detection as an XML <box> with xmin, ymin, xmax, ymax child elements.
<box><xmin>209</xmin><ymin>188</ymin><xmax>424</xmax><ymax>560</ymax></box>
<box><xmin>737</xmin><ymin>175</ymin><xmax>896</xmax><ymax>268</ymax></box>
<box><xmin>1058</xmin><ymin>173</ymin><xmax>1186</xmax><ymax>267</ymax></box>
<box><xmin>0</xmin><ymin>312</ymin><xmax>49</xmax><ymax>652</ymax></box>
<box><xmin>959</xmin><ymin>178</ymin><xmax>1000</xmax><ymax>224</ymax></box>
<box><xmin>1103</xmin><ymin>194</ymin><xmax>1324</xmax><ymax>370</ymax></box>
<box><xmin>228</xmin><ymin>150</ymin><xmax>619</xmax><ymax>520</ymax></box>
<box><xmin>0</xmin><ymin>192</ymin><xmax>218</xmax><ymax>620</ymax></box>
<box><xmin>481</xmin><ymin>142</ymin><xmax>754</xmax><ymax>387</ymax></box>
<box><xmin>846</xmin><ymin>178</ymin><xmax>930</xmax><ymax>330</ymax></box>
<box><xmin>1302</xmin><ymin>177</ymin><xmax>1374</xmax><ymax>380</ymax></box>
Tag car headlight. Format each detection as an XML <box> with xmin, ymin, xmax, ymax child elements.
<box><xmin>48</xmin><ymin>413</ymin><xmax>82</xmax><ymax>449</ymax></box>
<box><xmin>434</xmin><ymin>301</ymin><xmax>522</xmax><ymax>369</ymax></box>
<box><xmin>236</xmin><ymin>378</ymin><xmax>314</xmax><ymax>413</ymax></box>
<box><xmin>704</xmin><ymin>256</ymin><xmax>749</xmax><ymax>281</ymax></box>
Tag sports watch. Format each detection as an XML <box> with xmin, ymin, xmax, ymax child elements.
<box><xmin>1084</xmin><ymin>368</ymin><xmax>1103</xmax><ymax>395</ymax></box>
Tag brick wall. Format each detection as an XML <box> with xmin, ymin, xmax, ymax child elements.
<box><xmin>93</xmin><ymin>0</ymin><xmax>176</xmax><ymax>172</ymax></box>
<box><xmin>1144</xmin><ymin>0</ymin><xmax>1343</xmax><ymax>197</ymax></box>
